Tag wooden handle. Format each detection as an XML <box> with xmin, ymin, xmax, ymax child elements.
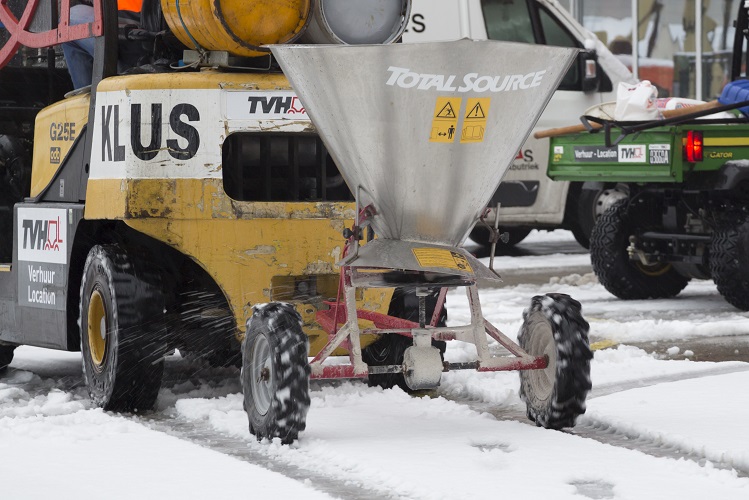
<box><xmin>660</xmin><ymin>99</ymin><xmax>720</xmax><ymax>118</ymax></box>
<box><xmin>533</xmin><ymin>122</ymin><xmax>599</xmax><ymax>139</ymax></box>
<box><xmin>533</xmin><ymin>99</ymin><xmax>722</xmax><ymax>140</ymax></box>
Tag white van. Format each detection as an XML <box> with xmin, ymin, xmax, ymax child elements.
<box><xmin>403</xmin><ymin>0</ymin><xmax>636</xmax><ymax>248</ymax></box>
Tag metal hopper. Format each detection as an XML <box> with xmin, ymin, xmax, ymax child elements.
<box><xmin>271</xmin><ymin>40</ymin><xmax>577</xmax><ymax>283</ymax></box>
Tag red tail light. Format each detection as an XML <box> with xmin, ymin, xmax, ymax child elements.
<box><xmin>685</xmin><ymin>130</ymin><xmax>703</xmax><ymax>162</ymax></box>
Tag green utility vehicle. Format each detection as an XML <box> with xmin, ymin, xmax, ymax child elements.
<box><xmin>547</xmin><ymin>1</ymin><xmax>749</xmax><ymax>311</ymax></box>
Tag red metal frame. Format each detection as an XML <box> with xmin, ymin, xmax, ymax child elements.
<box><xmin>0</xmin><ymin>0</ymin><xmax>104</xmax><ymax>69</ymax></box>
<box><xmin>309</xmin><ymin>215</ymin><xmax>547</xmax><ymax>380</ymax></box>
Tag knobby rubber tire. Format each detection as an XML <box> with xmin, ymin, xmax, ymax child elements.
<box><xmin>518</xmin><ymin>293</ymin><xmax>592</xmax><ymax>429</ymax></box>
<box><xmin>242</xmin><ymin>303</ymin><xmax>310</xmax><ymax>444</ymax></box>
<box><xmin>79</xmin><ymin>244</ymin><xmax>167</xmax><ymax>412</ymax></box>
<box><xmin>710</xmin><ymin>219</ymin><xmax>749</xmax><ymax>311</ymax></box>
<box><xmin>590</xmin><ymin>200</ymin><xmax>689</xmax><ymax>299</ymax></box>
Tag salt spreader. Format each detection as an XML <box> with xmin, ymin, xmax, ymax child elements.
<box><xmin>240</xmin><ymin>40</ymin><xmax>593</xmax><ymax>443</ymax></box>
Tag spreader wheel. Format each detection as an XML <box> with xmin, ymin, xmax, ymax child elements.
<box><xmin>79</xmin><ymin>244</ymin><xmax>168</xmax><ymax>412</ymax></box>
<box><xmin>518</xmin><ymin>293</ymin><xmax>592</xmax><ymax>429</ymax></box>
<box><xmin>241</xmin><ymin>303</ymin><xmax>310</xmax><ymax>444</ymax></box>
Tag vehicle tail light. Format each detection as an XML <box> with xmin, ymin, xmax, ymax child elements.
<box><xmin>685</xmin><ymin>130</ymin><xmax>703</xmax><ymax>162</ymax></box>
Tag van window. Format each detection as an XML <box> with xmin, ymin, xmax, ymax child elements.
<box><xmin>481</xmin><ymin>0</ymin><xmax>534</xmax><ymax>44</ymax></box>
<box><xmin>481</xmin><ymin>0</ymin><xmax>611</xmax><ymax>91</ymax></box>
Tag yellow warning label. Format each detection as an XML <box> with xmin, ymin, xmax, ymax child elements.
<box><xmin>412</xmin><ymin>248</ymin><xmax>473</xmax><ymax>273</ymax></box>
<box><xmin>461</xmin><ymin>98</ymin><xmax>491</xmax><ymax>143</ymax></box>
<box><xmin>430</xmin><ymin>97</ymin><xmax>461</xmax><ymax>143</ymax></box>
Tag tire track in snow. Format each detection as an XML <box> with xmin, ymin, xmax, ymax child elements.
<box><xmin>442</xmin><ymin>363</ymin><xmax>749</xmax><ymax>478</ymax></box>
<box><xmin>2</xmin><ymin>364</ymin><xmax>395</xmax><ymax>500</ymax></box>
<box><xmin>134</xmin><ymin>414</ymin><xmax>396</xmax><ymax>500</ymax></box>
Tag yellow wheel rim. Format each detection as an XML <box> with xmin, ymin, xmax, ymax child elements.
<box><xmin>87</xmin><ymin>290</ymin><xmax>107</xmax><ymax>367</ymax></box>
<box><xmin>636</xmin><ymin>262</ymin><xmax>673</xmax><ymax>277</ymax></box>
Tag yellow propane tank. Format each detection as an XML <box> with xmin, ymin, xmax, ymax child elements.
<box><xmin>161</xmin><ymin>0</ymin><xmax>311</xmax><ymax>57</ymax></box>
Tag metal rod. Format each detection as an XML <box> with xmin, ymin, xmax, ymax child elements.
<box><xmin>631</xmin><ymin>0</ymin><xmax>639</xmax><ymax>80</ymax></box>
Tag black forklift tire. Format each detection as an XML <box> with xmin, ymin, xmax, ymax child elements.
<box><xmin>79</xmin><ymin>244</ymin><xmax>167</xmax><ymax>412</ymax></box>
<box><xmin>710</xmin><ymin>220</ymin><xmax>749</xmax><ymax>311</ymax></box>
<box><xmin>0</xmin><ymin>344</ymin><xmax>15</xmax><ymax>373</ymax></box>
<box><xmin>518</xmin><ymin>293</ymin><xmax>592</xmax><ymax>429</ymax></box>
<box><xmin>241</xmin><ymin>303</ymin><xmax>310</xmax><ymax>444</ymax></box>
<box><xmin>362</xmin><ymin>288</ymin><xmax>447</xmax><ymax>392</ymax></box>
<box><xmin>590</xmin><ymin>200</ymin><xmax>689</xmax><ymax>299</ymax></box>
<box><xmin>470</xmin><ymin>226</ymin><xmax>531</xmax><ymax>248</ymax></box>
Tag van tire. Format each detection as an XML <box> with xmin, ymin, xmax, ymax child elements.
<box><xmin>575</xmin><ymin>184</ymin><xmax>629</xmax><ymax>250</ymax></box>
<box><xmin>470</xmin><ymin>226</ymin><xmax>531</xmax><ymax>248</ymax></box>
<box><xmin>79</xmin><ymin>244</ymin><xmax>167</xmax><ymax>412</ymax></box>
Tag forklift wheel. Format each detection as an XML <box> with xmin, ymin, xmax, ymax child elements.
<box><xmin>518</xmin><ymin>293</ymin><xmax>592</xmax><ymax>429</ymax></box>
<box><xmin>79</xmin><ymin>244</ymin><xmax>167</xmax><ymax>412</ymax></box>
<box><xmin>241</xmin><ymin>303</ymin><xmax>310</xmax><ymax>444</ymax></box>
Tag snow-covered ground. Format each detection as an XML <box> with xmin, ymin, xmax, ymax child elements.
<box><xmin>2</xmin><ymin>230</ymin><xmax>748</xmax><ymax>499</ymax></box>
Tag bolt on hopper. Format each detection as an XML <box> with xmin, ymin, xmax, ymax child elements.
<box><xmin>246</xmin><ymin>40</ymin><xmax>592</xmax><ymax>443</ymax></box>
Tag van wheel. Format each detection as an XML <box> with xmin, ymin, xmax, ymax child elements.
<box><xmin>470</xmin><ymin>226</ymin><xmax>531</xmax><ymax>248</ymax></box>
<box><xmin>574</xmin><ymin>184</ymin><xmax>628</xmax><ymax>250</ymax></box>
<box><xmin>518</xmin><ymin>293</ymin><xmax>592</xmax><ymax>429</ymax></box>
<box><xmin>79</xmin><ymin>244</ymin><xmax>167</xmax><ymax>412</ymax></box>
<box><xmin>242</xmin><ymin>303</ymin><xmax>310</xmax><ymax>444</ymax></box>
<box><xmin>0</xmin><ymin>345</ymin><xmax>15</xmax><ymax>373</ymax></box>
<box><xmin>710</xmin><ymin>219</ymin><xmax>749</xmax><ymax>311</ymax></box>
<box><xmin>590</xmin><ymin>200</ymin><xmax>689</xmax><ymax>299</ymax></box>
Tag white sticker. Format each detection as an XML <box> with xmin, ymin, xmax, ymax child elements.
<box><xmin>617</xmin><ymin>144</ymin><xmax>647</xmax><ymax>163</ymax></box>
<box><xmin>553</xmin><ymin>145</ymin><xmax>564</xmax><ymax>154</ymax></box>
<box><xmin>17</xmin><ymin>207</ymin><xmax>68</xmax><ymax>264</ymax></box>
<box><xmin>225</xmin><ymin>91</ymin><xmax>309</xmax><ymax>120</ymax></box>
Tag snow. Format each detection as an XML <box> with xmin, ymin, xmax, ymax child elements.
<box><xmin>1</xmin><ymin>229</ymin><xmax>749</xmax><ymax>499</ymax></box>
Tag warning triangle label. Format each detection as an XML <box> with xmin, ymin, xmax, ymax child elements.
<box><xmin>436</xmin><ymin>102</ymin><xmax>456</xmax><ymax>118</ymax></box>
<box><xmin>466</xmin><ymin>102</ymin><xmax>485</xmax><ymax>119</ymax></box>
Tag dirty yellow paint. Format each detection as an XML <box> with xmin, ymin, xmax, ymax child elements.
<box><xmin>87</xmin><ymin>177</ymin><xmax>392</xmax><ymax>354</ymax></box>
<box><xmin>30</xmin><ymin>93</ymin><xmax>90</xmax><ymax>197</ymax></box>
<box><xmin>96</xmin><ymin>72</ymin><xmax>296</xmax><ymax>92</ymax></box>
<box><xmin>161</xmin><ymin>0</ymin><xmax>310</xmax><ymax>58</ymax></box>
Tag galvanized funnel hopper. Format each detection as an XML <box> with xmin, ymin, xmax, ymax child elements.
<box><xmin>271</xmin><ymin>40</ymin><xmax>577</xmax><ymax>282</ymax></box>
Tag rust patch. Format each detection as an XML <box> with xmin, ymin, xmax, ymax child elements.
<box><xmin>303</xmin><ymin>260</ymin><xmax>336</xmax><ymax>275</ymax></box>
<box><xmin>243</xmin><ymin>245</ymin><xmax>276</xmax><ymax>256</ymax></box>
